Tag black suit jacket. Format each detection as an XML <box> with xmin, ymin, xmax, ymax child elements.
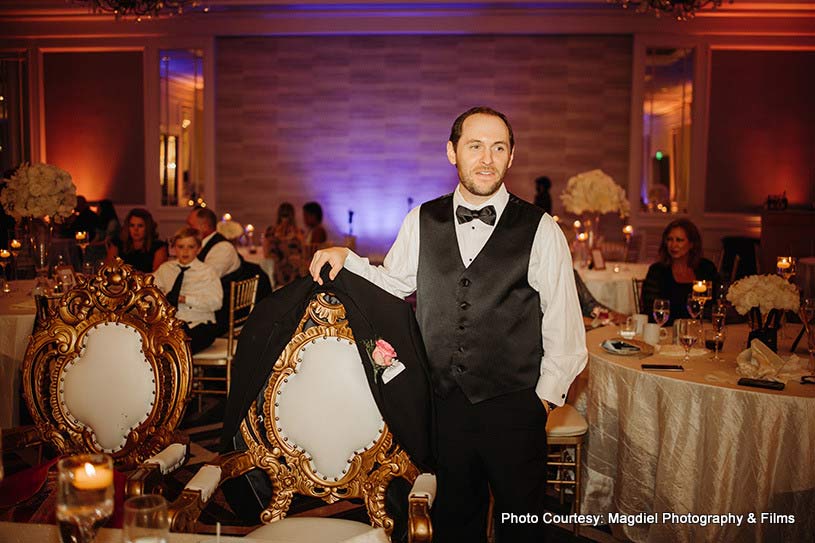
<box><xmin>221</xmin><ymin>267</ymin><xmax>436</xmax><ymax>471</ymax></box>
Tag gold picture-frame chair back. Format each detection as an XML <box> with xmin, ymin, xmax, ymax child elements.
<box><xmin>21</xmin><ymin>258</ymin><xmax>192</xmax><ymax>470</ymax></box>
<box><xmin>237</xmin><ymin>292</ymin><xmax>419</xmax><ymax>534</ymax></box>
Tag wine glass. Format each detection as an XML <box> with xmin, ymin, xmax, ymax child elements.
<box><xmin>686</xmin><ymin>293</ymin><xmax>704</xmax><ymax>321</ymax></box>
<box><xmin>711</xmin><ymin>304</ymin><xmax>727</xmax><ymax>333</ymax></box>
<box><xmin>123</xmin><ymin>494</ymin><xmax>170</xmax><ymax>543</ymax></box>
<box><xmin>677</xmin><ymin>319</ymin><xmax>701</xmax><ymax>363</ymax></box>
<box><xmin>801</xmin><ymin>298</ymin><xmax>815</xmax><ymax>329</ymax></box>
<box><xmin>0</xmin><ymin>249</ymin><xmax>10</xmax><ymax>295</ymax></box>
<box><xmin>653</xmin><ymin>299</ymin><xmax>670</xmax><ymax>326</ymax></box>
<box><xmin>705</xmin><ymin>327</ymin><xmax>726</xmax><ymax>362</ymax></box>
<box><xmin>56</xmin><ymin>454</ymin><xmax>114</xmax><ymax>543</ymax></box>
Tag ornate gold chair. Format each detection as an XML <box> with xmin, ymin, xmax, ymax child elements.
<box><xmin>169</xmin><ymin>292</ymin><xmax>435</xmax><ymax>542</ymax></box>
<box><xmin>8</xmin><ymin>259</ymin><xmax>192</xmax><ymax>495</ymax></box>
<box><xmin>191</xmin><ymin>275</ymin><xmax>259</xmax><ymax>410</ymax></box>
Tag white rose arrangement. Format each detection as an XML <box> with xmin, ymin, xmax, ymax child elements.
<box><xmin>217</xmin><ymin>219</ymin><xmax>244</xmax><ymax>241</ymax></box>
<box><xmin>726</xmin><ymin>274</ymin><xmax>800</xmax><ymax>328</ymax></box>
<box><xmin>0</xmin><ymin>162</ymin><xmax>77</xmax><ymax>222</ymax></box>
<box><xmin>560</xmin><ymin>169</ymin><xmax>630</xmax><ymax>216</ymax></box>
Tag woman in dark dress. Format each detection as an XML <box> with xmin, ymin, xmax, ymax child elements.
<box><xmin>106</xmin><ymin>208</ymin><xmax>168</xmax><ymax>273</ymax></box>
<box><xmin>642</xmin><ymin>218</ymin><xmax>718</xmax><ymax>324</ymax></box>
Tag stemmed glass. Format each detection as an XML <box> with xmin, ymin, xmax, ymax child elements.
<box><xmin>0</xmin><ymin>249</ymin><xmax>10</xmax><ymax>295</ymax></box>
<box><xmin>653</xmin><ymin>299</ymin><xmax>670</xmax><ymax>342</ymax></box>
<box><xmin>123</xmin><ymin>494</ymin><xmax>170</xmax><ymax>543</ymax></box>
<box><xmin>56</xmin><ymin>454</ymin><xmax>114</xmax><ymax>543</ymax></box>
<box><xmin>686</xmin><ymin>293</ymin><xmax>704</xmax><ymax>321</ymax></box>
<box><xmin>677</xmin><ymin>319</ymin><xmax>702</xmax><ymax>363</ymax></box>
<box><xmin>706</xmin><ymin>304</ymin><xmax>728</xmax><ymax>361</ymax></box>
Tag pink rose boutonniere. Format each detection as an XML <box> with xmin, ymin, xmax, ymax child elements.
<box><xmin>363</xmin><ymin>338</ymin><xmax>399</xmax><ymax>382</ymax></box>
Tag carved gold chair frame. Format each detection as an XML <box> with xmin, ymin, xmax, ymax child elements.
<box><xmin>14</xmin><ymin>260</ymin><xmax>192</xmax><ymax>486</ymax></box>
<box><xmin>170</xmin><ymin>293</ymin><xmax>431</xmax><ymax>542</ymax></box>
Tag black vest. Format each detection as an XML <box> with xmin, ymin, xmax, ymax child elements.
<box><xmin>416</xmin><ymin>193</ymin><xmax>543</xmax><ymax>403</ymax></box>
<box><xmin>198</xmin><ymin>232</ymin><xmax>229</xmax><ymax>262</ymax></box>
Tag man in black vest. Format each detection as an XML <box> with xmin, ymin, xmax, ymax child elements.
<box><xmin>310</xmin><ymin>106</ymin><xmax>587</xmax><ymax>543</ymax></box>
<box><xmin>186</xmin><ymin>207</ymin><xmax>242</xmax><ymax>278</ymax></box>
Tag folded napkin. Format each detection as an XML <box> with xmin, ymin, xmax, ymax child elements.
<box><xmin>736</xmin><ymin>338</ymin><xmax>799</xmax><ymax>382</ymax></box>
<box><xmin>659</xmin><ymin>344</ymin><xmax>707</xmax><ymax>358</ymax></box>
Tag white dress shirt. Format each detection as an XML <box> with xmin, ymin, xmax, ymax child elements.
<box><xmin>153</xmin><ymin>258</ymin><xmax>224</xmax><ymax>327</ymax></box>
<box><xmin>201</xmin><ymin>231</ymin><xmax>242</xmax><ymax>278</ymax></box>
<box><xmin>344</xmin><ymin>184</ymin><xmax>587</xmax><ymax>406</ymax></box>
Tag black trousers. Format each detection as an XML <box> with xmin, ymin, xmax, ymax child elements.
<box><xmin>183</xmin><ymin>322</ymin><xmax>218</xmax><ymax>354</ymax></box>
<box><xmin>432</xmin><ymin>387</ymin><xmax>548</xmax><ymax>543</ymax></box>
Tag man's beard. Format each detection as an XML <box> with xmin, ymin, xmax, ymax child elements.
<box><xmin>458</xmin><ymin>165</ymin><xmax>505</xmax><ymax>197</ymax></box>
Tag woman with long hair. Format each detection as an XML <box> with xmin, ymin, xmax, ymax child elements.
<box><xmin>106</xmin><ymin>208</ymin><xmax>168</xmax><ymax>273</ymax></box>
<box><xmin>641</xmin><ymin>218</ymin><xmax>718</xmax><ymax>323</ymax></box>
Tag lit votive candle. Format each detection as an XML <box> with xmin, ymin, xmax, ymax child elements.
<box><xmin>577</xmin><ymin>232</ymin><xmax>588</xmax><ymax>242</ymax></box>
<box><xmin>0</xmin><ymin>249</ymin><xmax>10</xmax><ymax>260</ymax></box>
<box><xmin>245</xmin><ymin>224</ymin><xmax>255</xmax><ymax>233</ymax></box>
<box><xmin>73</xmin><ymin>462</ymin><xmax>113</xmax><ymax>490</ymax></box>
<box><xmin>692</xmin><ymin>280</ymin><xmax>707</xmax><ymax>293</ymax></box>
<box><xmin>776</xmin><ymin>257</ymin><xmax>791</xmax><ymax>270</ymax></box>
<box><xmin>573</xmin><ymin>220</ymin><xmax>582</xmax><ymax>229</ymax></box>
<box><xmin>623</xmin><ymin>225</ymin><xmax>634</xmax><ymax>236</ymax></box>
<box><xmin>10</xmin><ymin>239</ymin><xmax>21</xmax><ymax>251</ymax></box>
<box><xmin>75</xmin><ymin>231</ymin><xmax>87</xmax><ymax>242</ymax></box>
<box><xmin>222</xmin><ymin>212</ymin><xmax>232</xmax><ymax>222</ymax></box>
<box><xmin>551</xmin><ymin>215</ymin><xmax>559</xmax><ymax>223</ymax></box>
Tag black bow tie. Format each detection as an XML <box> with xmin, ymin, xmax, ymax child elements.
<box><xmin>456</xmin><ymin>205</ymin><xmax>497</xmax><ymax>226</ymax></box>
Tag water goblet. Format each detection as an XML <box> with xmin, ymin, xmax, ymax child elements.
<box><xmin>686</xmin><ymin>294</ymin><xmax>704</xmax><ymax>321</ymax></box>
<box><xmin>56</xmin><ymin>454</ymin><xmax>114</xmax><ymax>543</ymax></box>
<box><xmin>123</xmin><ymin>494</ymin><xmax>170</xmax><ymax>543</ymax></box>
<box><xmin>711</xmin><ymin>304</ymin><xmax>727</xmax><ymax>333</ymax></box>
<box><xmin>677</xmin><ymin>319</ymin><xmax>701</xmax><ymax>363</ymax></box>
<box><xmin>653</xmin><ymin>299</ymin><xmax>670</xmax><ymax>327</ymax></box>
<box><xmin>705</xmin><ymin>327</ymin><xmax>726</xmax><ymax>361</ymax></box>
<box><xmin>776</xmin><ymin>256</ymin><xmax>796</xmax><ymax>281</ymax></box>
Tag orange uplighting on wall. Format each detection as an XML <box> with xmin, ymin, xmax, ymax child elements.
<box><xmin>43</xmin><ymin>51</ymin><xmax>146</xmax><ymax>204</ymax></box>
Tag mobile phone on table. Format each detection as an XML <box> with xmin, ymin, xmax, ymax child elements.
<box><xmin>641</xmin><ymin>364</ymin><xmax>684</xmax><ymax>371</ymax></box>
<box><xmin>737</xmin><ymin>378</ymin><xmax>785</xmax><ymax>390</ymax></box>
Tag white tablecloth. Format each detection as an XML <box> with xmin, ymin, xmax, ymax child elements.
<box><xmin>576</xmin><ymin>262</ymin><xmax>650</xmax><ymax>315</ymax></box>
<box><xmin>581</xmin><ymin>325</ymin><xmax>815</xmax><ymax>542</ymax></box>
<box><xmin>0</xmin><ymin>280</ymin><xmax>37</xmax><ymax>428</ymax></box>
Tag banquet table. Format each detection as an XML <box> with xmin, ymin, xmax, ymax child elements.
<box><xmin>580</xmin><ymin>325</ymin><xmax>815</xmax><ymax>542</ymax></box>
<box><xmin>0</xmin><ymin>522</ymin><xmax>267</xmax><ymax>543</ymax></box>
<box><xmin>237</xmin><ymin>245</ymin><xmax>276</xmax><ymax>288</ymax></box>
<box><xmin>576</xmin><ymin>262</ymin><xmax>649</xmax><ymax>315</ymax></box>
<box><xmin>0</xmin><ymin>280</ymin><xmax>37</xmax><ymax>428</ymax></box>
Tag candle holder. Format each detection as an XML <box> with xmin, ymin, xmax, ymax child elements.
<box><xmin>622</xmin><ymin>225</ymin><xmax>634</xmax><ymax>262</ymax></box>
<box><xmin>0</xmin><ymin>249</ymin><xmax>10</xmax><ymax>295</ymax></box>
<box><xmin>776</xmin><ymin>256</ymin><xmax>796</xmax><ymax>281</ymax></box>
<box><xmin>56</xmin><ymin>453</ymin><xmax>114</xmax><ymax>543</ymax></box>
<box><xmin>9</xmin><ymin>239</ymin><xmax>21</xmax><ymax>281</ymax></box>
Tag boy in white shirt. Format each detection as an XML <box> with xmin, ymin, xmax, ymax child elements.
<box><xmin>153</xmin><ymin>227</ymin><xmax>223</xmax><ymax>354</ymax></box>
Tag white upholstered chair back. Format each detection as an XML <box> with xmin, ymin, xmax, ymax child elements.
<box><xmin>22</xmin><ymin>259</ymin><xmax>193</xmax><ymax>469</ymax></box>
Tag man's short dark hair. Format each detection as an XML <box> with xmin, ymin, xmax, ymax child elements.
<box><xmin>303</xmin><ymin>202</ymin><xmax>323</xmax><ymax>223</ymax></box>
<box><xmin>194</xmin><ymin>206</ymin><xmax>218</xmax><ymax>230</ymax></box>
<box><xmin>449</xmin><ymin>106</ymin><xmax>514</xmax><ymax>151</ymax></box>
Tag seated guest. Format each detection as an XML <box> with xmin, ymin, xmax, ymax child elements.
<box><xmin>302</xmin><ymin>201</ymin><xmax>327</xmax><ymax>245</ymax></box>
<box><xmin>96</xmin><ymin>199</ymin><xmax>120</xmax><ymax>243</ymax></box>
<box><xmin>106</xmin><ymin>208</ymin><xmax>168</xmax><ymax>273</ymax></box>
<box><xmin>265</xmin><ymin>202</ymin><xmax>304</xmax><ymax>288</ymax></box>
<box><xmin>642</xmin><ymin>218</ymin><xmax>718</xmax><ymax>323</ymax></box>
<box><xmin>68</xmin><ymin>195</ymin><xmax>99</xmax><ymax>241</ymax></box>
<box><xmin>153</xmin><ymin>227</ymin><xmax>223</xmax><ymax>354</ymax></box>
<box><xmin>186</xmin><ymin>206</ymin><xmax>241</xmax><ymax>278</ymax></box>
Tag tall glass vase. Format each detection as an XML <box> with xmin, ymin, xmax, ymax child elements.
<box><xmin>26</xmin><ymin>217</ymin><xmax>52</xmax><ymax>289</ymax></box>
<box><xmin>584</xmin><ymin>213</ymin><xmax>601</xmax><ymax>251</ymax></box>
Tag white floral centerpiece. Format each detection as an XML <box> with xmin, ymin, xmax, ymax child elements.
<box><xmin>0</xmin><ymin>162</ymin><xmax>77</xmax><ymax>222</ymax></box>
<box><xmin>560</xmin><ymin>169</ymin><xmax>630</xmax><ymax>217</ymax></box>
<box><xmin>217</xmin><ymin>219</ymin><xmax>244</xmax><ymax>241</ymax></box>
<box><xmin>727</xmin><ymin>274</ymin><xmax>800</xmax><ymax>351</ymax></box>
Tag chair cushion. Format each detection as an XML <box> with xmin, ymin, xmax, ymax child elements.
<box><xmin>276</xmin><ymin>336</ymin><xmax>384</xmax><ymax>480</ymax></box>
<box><xmin>61</xmin><ymin>322</ymin><xmax>155</xmax><ymax>452</ymax></box>
<box><xmin>194</xmin><ymin>337</ymin><xmax>229</xmax><ymax>360</ymax></box>
<box><xmin>248</xmin><ymin>517</ymin><xmax>379</xmax><ymax>542</ymax></box>
<box><xmin>545</xmin><ymin>404</ymin><xmax>588</xmax><ymax>437</ymax></box>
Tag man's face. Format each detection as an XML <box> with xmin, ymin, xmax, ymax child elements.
<box><xmin>186</xmin><ymin>210</ymin><xmax>211</xmax><ymax>236</ymax></box>
<box><xmin>174</xmin><ymin>236</ymin><xmax>201</xmax><ymax>265</ymax></box>
<box><xmin>447</xmin><ymin>113</ymin><xmax>514</xmax><ymax>204</ymax></box>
